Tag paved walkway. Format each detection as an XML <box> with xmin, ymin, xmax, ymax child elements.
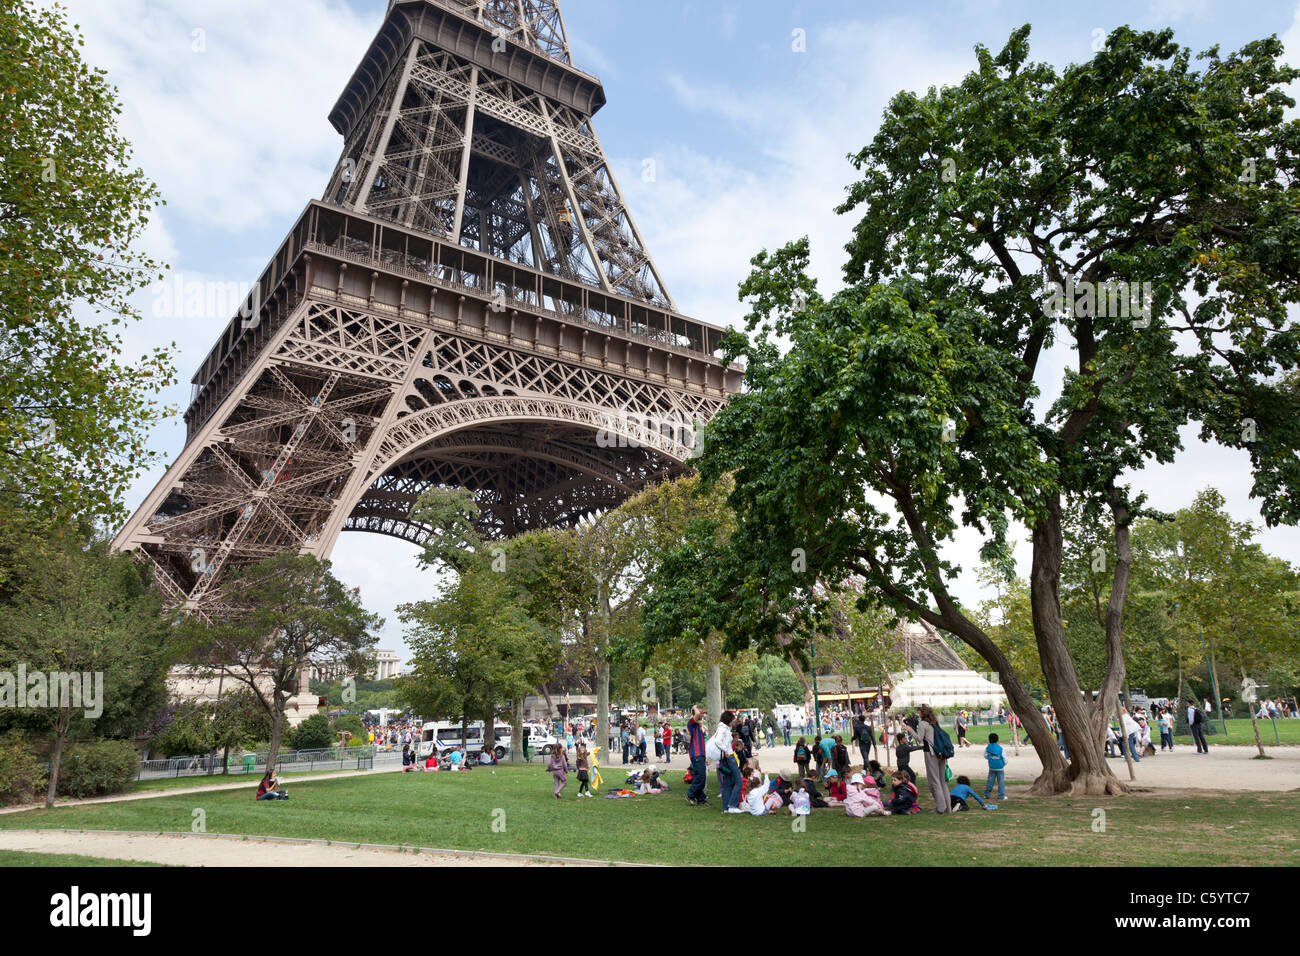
<box><xmin>0</xmin><ymin>830</ymin><xmax>628</xmax><ymax>867</ymax></box>
<box><xmin>732</xmin><ymin>738</ymin><xmax>1300</xmax><ymax>791</ymax></box>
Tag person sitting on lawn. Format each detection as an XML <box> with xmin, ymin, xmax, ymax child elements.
<box><xmin>824</xmin><ymin>769</ymin><xmax>847</xmax><ymax>805</ymax></box>
<box><xmin>256</xmin><ymin>771</ymin><xmax>288</xmax><ymax>801</ymax></box>
<box><xmin>867</xmin><ymin>759</ymin><xmax>888</xmax><ymax>791</ymax></box>
<box><xmin>637</xmin><ymin>768</ymin><xmax>664</xmax><ymax>794</ymax></box>
<box><xmin>803</xmin><ymin>772</ymin><xmax>830</xmax><ymax>809</ymax></box>
<box><xmin>844</xmin><ymin>771</ymin><xmax>886</xmax><ymax>817</ymax></box>
<box><xmin>887</xmin><ymin>770</ymin><xmax>920</xmax><ymax>815</ymax></box>
<box><xmin>949</xmin><ymin>775</ymin><xmax>988</xmax><ymax>811</ymax></box>
<box><xmin>790</xmin><ymin>780</ymin><xmax>812</xmax><ymax>816</ymax></box>
<box><xmin>744</xmin><ymin>771</ymin><xmax>772</xmax><ymax>815</ymax></box>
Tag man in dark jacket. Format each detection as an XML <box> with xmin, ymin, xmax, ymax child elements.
<box><xmin>852</xmin><ymin>712</ymin><xmax>873</xmax><ymax>768</ymax></box>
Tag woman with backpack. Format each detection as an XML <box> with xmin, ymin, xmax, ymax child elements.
<box><xmin>914</xmin><ymin>703</ymin><xmax>952</xmax><ymax>814</ymax></box>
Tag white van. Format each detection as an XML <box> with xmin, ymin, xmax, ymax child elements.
<box><xmin>418</xmin><ymin>721</ymin><xmax>512</xmax><ymax>760</ymax></box>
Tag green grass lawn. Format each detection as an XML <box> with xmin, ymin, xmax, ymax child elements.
<box><xmin>956</xmin><ymin>718</ymin><xmax>1300</xmax><ymax>747</ymax></box>
<box><xmin>2</xmin><ymin>764</ymin><xmax>1294</xmax><ymax>866</ymax></box>
<box><xmin>130</xmin><ymin>768</ymin><xmax>364</xmax><ymax>793</ymax></box>
<box><xmin>0</xmin><ymin>850</ymin><xmax>163</xmax><ymax>867</ymax></box>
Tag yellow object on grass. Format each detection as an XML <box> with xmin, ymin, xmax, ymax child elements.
<box><xmin>589</xmin><ymin>746</ymin><xmax>603</xmax><ymax>792</ymax></box>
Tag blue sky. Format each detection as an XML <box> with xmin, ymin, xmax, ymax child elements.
<box><xmin>57</xmin><ymin>0</ymin><xmax>1300</xmax><ymax>664</ymax></box>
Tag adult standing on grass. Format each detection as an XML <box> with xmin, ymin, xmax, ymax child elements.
<box><xmin>708</xmin><ymin>709</ymin><xmax>743</xmax><ymax>813</ymax></box>
<box><xmin>955</xmin><ymin>710</ymin><xmax>971</xmax><ymax>748</ymax></box>
<box><xmin>1188</xmin><ymin>700</ymin><xmax>1210</xmax><ymax>754</ymax></box>
<box><xmin>914</xmin><ymin>704</ymin><xmax>952</xmax><ymax>814</ymax></box>
<box><xmin>687</xmin><ymin>705</ymin><xmax>709</xmax><ymax>807</ymax></box>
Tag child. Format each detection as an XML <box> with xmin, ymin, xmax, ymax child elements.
<box><xmin>547</xmin><ymin>745</ymin><xmax>572</xmax><ymax>799</ymax></box>
<box><xmin>744</xmin><ymin>771</ymin><xmax>770</xmax><ymax>815</ymax></box>
<box><xmin>824</xmin><ymin>769</ymin><xmax>846</xmax><ymax>804</ymax></box>
<box><xmin>949</xmin><ymin>774</ymin><xmax>988</xmax><ymax>811</ymax></box>
<box><xmin>763</xmin><ymin>785</ymin><xmax>784</xmax><ymax>815</ymax></box>
<box><xmin>887</xmin><ymin>770</ymin><xmax>920</xmax><ymax>815</ymax></box>
<box><xmin>831</xmin><ymin>735</ymin><xmax>851</xmax><ymax>779</ymax></box>
<box><xmin>843</xmin><ymin>771</ymin><xmax>887</xmax><ymax>817</ymax></box>
<box><xmin>894</xmin><ymin>729</ymin><xmax>923</xmax><ymax>783</ymax></box>
<box><xmin>983</xmin><ymin>732</ymin><xmax>1007</xmax><ymax>802</ymax></box>
<box><xmin>575</xmin><ymin>745</ymin><xmax>591</xmax><ymax>797</ymax></box>
<box><xmin>793</xmin><ymin>737</ymin><xmax>812</xmax><ymax>778</ymax></box>
<box><xmin>638</xmin><ymin>769</ymin><xmax>663</xmax><ymax>794</ymax></box>
<box><xmin>813</xmin><ymin>734</ymin><xmax>827</xmax><ymax>775</ymax></box>
<box><xmin>867</xmin><ymin>759</ymin><xmax>887</xmax><ymax>791</ymax></box>
<box><xmin>803</xmin><ymin>772</ymin><xmax>830</xmax><ymax>809</ymax></box>
<box><xmin>789</xmin><ymin>780</ymin><xmax>811</xmax><ymax>816</ymax></box>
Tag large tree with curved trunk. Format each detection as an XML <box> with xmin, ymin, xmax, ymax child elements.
<box><xmin>668</xmin><ymin>25</ymin><xmax>1300</xmax><ymax>795</ymax></box>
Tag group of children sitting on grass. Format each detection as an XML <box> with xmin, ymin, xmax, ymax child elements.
<box><xmin>732</xmin><ymin>762</ymin><xmax>993</xmax><ymax>817</ymax></box>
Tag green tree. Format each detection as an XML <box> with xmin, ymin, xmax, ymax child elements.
<box><xmin>398</xmin><ymin>568</ymin><xmax>550</xmax><ymax>755</ymax></box>
<box><xmin>673</xmin><ymin>26</ymin><xmax>1300</xmax><ymax>795</ymax></box>
<box><xmin>0</xmin><ymin>0</ymin><xmax>175</xmax><ymax>525</ymax></box>
<box><xmin>172</xmin><ymin>553</ymin><xmax>381</xmax><ymax>768</ymax></box>
<box><xmin>0</xmin><ymin>529</ymin><xmax>170</xmax><ymax>805</ymax></box>
<box><xmin>1132</xmin><ymin>488</ymin><xmax>1299</xmax><ymax>753</ymax></box>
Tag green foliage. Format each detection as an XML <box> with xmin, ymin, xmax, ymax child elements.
<box><xmin>55</xmin><ymin>739</ymin><xmax>137</xmax><ymax>798</ymax></box>
<box><xmin>0</xmin><ymin>521</ymin><xmax>170</xmax><ymax>804</ymax></box>
<box><xmin>0</xmin><ymin>0</ymin><xmax>176</xmax><ymax>525</ymax></box>
<box><xmin>726</xmin><ymin>656</ymin><xmax>805</xmax><ymax>713</ymax></box>
<box><xmin>290</xmin><ymin>714</ymin><xmax>333</xmax><ymax>751</ymax></box>
<box><xmin>399</xmin><ymin>567</ymin><xmax>553</xmax><ymax>731</ymax></box>
<box><xmin>172</xmin><ymin>553</ymin><xmax>382</xmax><ymax>766</ymax></box>
<box><xmin>145</xmin><ymin>705</ymin><xmax>211</xmax><ymax>758</ymax></box>
<box><xmin>332</xmin><ymin>714</ymin><xmax>365</xmax><ymax>743</ymax></box>
<box><xmin>0</xmin><ymin>730</ymin><xmax>46</xmax><ymax>805</ymax></box>
<box><xmin>648</xmin><ymin>25</ymin><xmax>1300</xmax><ymax>788</ymax></box>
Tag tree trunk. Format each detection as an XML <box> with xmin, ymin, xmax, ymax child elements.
<box><xmin>706</xmin><ymin>663</ymin><xmax>722</xmax><ymax>727</ymax></box>
<box><xmin>1242</xmin><ymin>668</ymin><xmax>1265</xmax><ymax>757</ymax></box>
<box><xmin>483</xmin><ymin>692</ymin><xmax>496</xmax><ymax>762</ymax></box>
<box><xmin>45</xmin><ymin>717</ymin><xmax>69</xmax><ymax>809</ymax></box>
<box><xmin>1175</xmin><ymin>657</ymin><xmax>1184</xmax><ymax>720</ymax></box>
<box><xmin>511</xmin><ymin>697</ymin><xmax>524</xmax><ymax>763</ymax></box>
<box><xmin>595</xmin><ymin>580</ymin><xmax>611</xmax><ymax>768</ymax></box>
<box><xmin>1027</xmin><ymin>498</ymin><xmax>1126</xmax><ymax>795</ymax></box>
<box><xmin>267</xmin><ymin>695</ymin><xmax>286</xmax><ymax>772</ymax></box>
<box><xmin>222</xmin><ymin>743</ymin><xmax>231</xmax><ymax>775</ymax></box>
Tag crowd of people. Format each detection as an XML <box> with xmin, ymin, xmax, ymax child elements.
<box><xmin>667</xmin><ymin>703</ymin><xmax>1003</xmax><ymax>817</ymax></box>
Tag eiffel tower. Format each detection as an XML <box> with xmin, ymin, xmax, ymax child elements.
<box><xmin>113</xmin><ymin>0</ymin><xmax>740</xmax><ymax>623</ymax></box>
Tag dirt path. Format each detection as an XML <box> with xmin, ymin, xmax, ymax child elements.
<box><xmin>0</xmin><ymin>830</ymin><xmax>632</xmax><ymax>867</ymax></box>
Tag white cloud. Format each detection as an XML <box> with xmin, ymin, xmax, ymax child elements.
<box><xmin>61</xmin><ymin>0</ymin><xmax>1297</xmax><ymax>654</ymax></box>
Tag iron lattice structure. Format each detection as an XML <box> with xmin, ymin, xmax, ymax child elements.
<box><xmin>113</xmin><ymin>0</ymin><xmax>741</xmax><ymax>622</ymax></box>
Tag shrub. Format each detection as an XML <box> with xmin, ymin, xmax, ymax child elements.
<box><xmin>55</xmin><ymin>739</ymin><xmax>139</xmax><ymax>798</ymax></box>
<box><xmin>290</xmin><ymin>713</ymin><xmax>332</xmax><ymax>751</ymax></box>
<box><xmin>332</xmin><ymin>714</ymin><xmax>365</xmax><ymax>742</ymax></box>
<box><xmin>0</xmin><ymin>731</ymin><xmax>47</xmax><ymax>806</ymax></box>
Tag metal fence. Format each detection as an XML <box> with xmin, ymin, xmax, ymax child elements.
<box><xmin>137</xmin><ymin>746</ymin><xmax>376</xmax><ymax>780</ymax></box>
